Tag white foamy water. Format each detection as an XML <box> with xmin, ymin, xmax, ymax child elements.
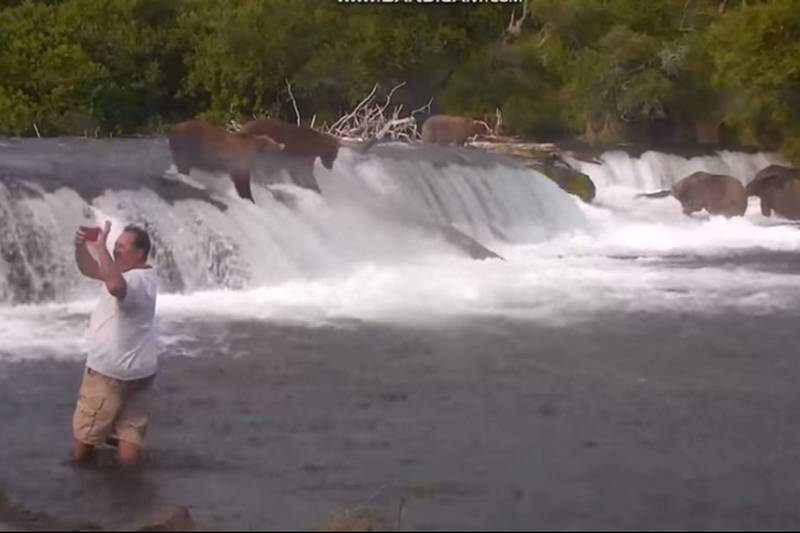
<box><xmin>564</xmin><ymin>149</ymin><xmax>784</xmax><ymax>192</ymax></box>
<box><xmin>0</xmin><ymin>144</ymin><xmax>798</xmax><ymax>361</ymax></box>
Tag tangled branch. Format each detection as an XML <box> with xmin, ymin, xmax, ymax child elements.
<box><xmin>324</xmin><ymin>83</ymin><xmax>431</xmax><ymax>142</ymax></box>
<box><xmin>225</xmin><ymin>82</ymin><xmax>433</xmax><ymax>143</ymax></box>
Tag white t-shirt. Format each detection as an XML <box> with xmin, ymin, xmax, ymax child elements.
<box><xmin>86</xmin><ymin>267</ymin><xmax>160</xmax><ymax>381</ymax></box>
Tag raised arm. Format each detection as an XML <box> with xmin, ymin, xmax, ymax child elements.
<box><xmin>85</xmin><ymin>221</ymin><xmax>127</xmax><ymax>300</ymax></box>
<box><xmin>74</xmin><ymin>228</ymin><xmax>102</xmax><ymax>280</ymax></box>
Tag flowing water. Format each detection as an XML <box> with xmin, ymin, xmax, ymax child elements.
<box><xmin>0</xmin><ymin>140</ymin><xmax>794</xmax><ymax>358</ymax></box>
<box><xmin>1</xmin><ymin>138</ymin><xmax>798</xmax><ymax>530</ymax></box>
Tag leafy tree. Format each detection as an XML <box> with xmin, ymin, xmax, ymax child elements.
<box><xmin>0</xmin><ymin>1</ymin><xmax>106</xmax><ymax>134</ymax></box>
<box><xmin>707</xmin><ymin>0</ymin><xmax>800</xmax><ymax>161</ymax></box>
<box><xmin>0</xmin><ymin>0</ymin><xmax>796</xmax><ymax>156</ymax></box>
<box><xmin>60</xmin><ymin>0</ymin><xmax>189</xmax><ymax>133</ymax></box>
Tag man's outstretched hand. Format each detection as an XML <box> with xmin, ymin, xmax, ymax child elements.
<box><xmin>84</xmin><ymin>221</ymin><xmax>112</xmax><ymax>252</ymax></box>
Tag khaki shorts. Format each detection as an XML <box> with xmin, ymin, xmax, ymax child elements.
<box><xmin>72</xmin><ymin>367</ymin><xmax>156</xmax><ymax>448</ymax></box>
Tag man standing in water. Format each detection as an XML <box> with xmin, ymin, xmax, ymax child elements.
<box><xmin>71</xmin><ymin>221</ymin><xmax>159</xmax><ymax>467</ymax></box>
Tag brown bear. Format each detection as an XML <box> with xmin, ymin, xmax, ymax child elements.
<box><xmin>241</xmin><ymin>117</ymin><xmax>340</xmax><ymax>169</ymax></box>
<box><xmin>745</xmin><ymin>164</ymin><xmax>800</xmax><ymax>196</ymax></box>
<box><xmin>671</xmin><ymin>172</ymin><xmax>747</xmax><ymax>218</ymax></box>
<box><xmin>758</xmin><ymin>177</ymin><xmax>800</xmax><ymax>219</ymax></box>
<box><xmin>746</xmin><ymin>165</ymin><xmax>800</xmax><ymax>218</ymax></box>
<box><xmin>168</xmin><ymin>119</ymin><xmax>284</xmax><ymax>203</ymax></box>
<box><xmin>420</xmin><ymin>115</ymin><xmax>490</xmax><ymax>146</ymax></box>
<box><xmin>241</xmin><ymin>117</ymin><xmax>344</xmax><ymax>194</ymax></box>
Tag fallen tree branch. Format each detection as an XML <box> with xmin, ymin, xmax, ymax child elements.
<box><xmin>410</xmin><ymin>97</ymin><xmax>434</xmax><ymax>117</ymax></box>
<box><xmin>469</xmin><ymin>140</ymin><xmax>559</xmax><ymax>157</ymax></box>
<box><xmin>224</xmin><ymin>82</ymin><xmax>431</xmax><ymax>142</ymax></box>
<box><xmin>505</xmin><ymin>0</ymin><xmax>529</xmax><ymax>42</ymax></box>
<box><xmin>325</xmin><ymin>82</ymin><xmax>430</xmax><ymax>142</ymax></box>
<box><xmin>285</xmin><ymin>78</ymin><xmax>301</xmax><ymax>126</ymax></box>
<box><xmin>327</xmin><ymin>83</ymin><xmax>379</xmax><ymax>134</ymax></box>
<box><xmin>394</xmin><ymin>497</ymin><xmax>405</xmax><ymax>531</ymax></box>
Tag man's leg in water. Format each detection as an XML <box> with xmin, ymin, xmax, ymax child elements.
<box><xmin>102</xmin><ymin>436</ymin><xmax>140</xmax><ymax>468</ymax></box>
<box><xmin>72</xmin><ymin>368</ymin><xmax>122</xmax><ymax>464</ymax></box>
<box><xmin>117</xmin><ymin>439</ymin><xmax>142</xmax><ymax>467</ymax></box>
<box><xmin>112</xmin><ymin>374</ymin><xmax>155</xmax><ymax>467</ymax></box>
<box><xmin>71</xmin><ymin>439</ymin><xmax>95</xmax><ymax>464</ymax></box>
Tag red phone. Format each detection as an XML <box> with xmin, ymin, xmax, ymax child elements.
<box><xmin>80</xmin><ymin>226</ymin><xmax>100</xmax><ymax>241</ymax></box>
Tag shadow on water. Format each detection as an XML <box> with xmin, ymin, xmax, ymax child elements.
<box><xmin>608</xmin><ymin>248</ymin><xmax>800</xmax><ymax>275</ymax></box>
<box><xmin>68</xmin><ymin>455</ymin><xmax>162</xmax><ymax>521</ymax></box>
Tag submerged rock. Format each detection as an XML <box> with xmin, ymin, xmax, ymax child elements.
<box><xmin>526</xmin><ymin>158</ymin><xmax>596</xmax><ymax>203</ymax></box>
<box><xmin>439</xmin><ymin>224</ymin><xmax>505</xmax><ymax>261</ymax></box>
<box><xmin>118</xmin><ymin>506</ymin><xmax>195</xmax><ymax>532</ymax></box>
<box><xmin>469</xmin><ymin>140</ymin><xmax>596</xmax><ymax>203</ymax></box>
<box><xmin>0</xmin><ymin>491</ymin><xmax>101</xmax><ymax>531</ymax></box>
<box><xmin>0</xmin><ymin>491</ymin><xmax>193</xmax><ymax>533</ymax></box>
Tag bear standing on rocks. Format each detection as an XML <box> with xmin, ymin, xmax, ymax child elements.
<box><xmin>241</xmin><ymin>118</ymin><xmax>341</xmax><ymax>170</ymax></box>
<box><xmin>420</xmin><ymin>115</ymin><xmax>490</xmax><ymax>146</ymax></box>
<box><xmin>168</xmin><ymin>119</ymin><xmax>284</xmax><ymax>202</ymax></box>
<box><xmin>240</xmin><ymin>118</ymin><xmax>343</xmax><ymax>194</ymax></box>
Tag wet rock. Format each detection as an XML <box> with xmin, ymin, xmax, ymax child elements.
<box><xmin>118</xmin><ymin>506</ymin><xmax>195</xmax><ymax>532</ymax></box>
<box><xmin>468</xmin><ymin>140</ymin><xmax>596</xmax><ymax>202</ymax></box>
<box><xmin>525</xmin><ymin>158</ymin><xmax>596</xmax><ymax>203</ymax></box>
<box><xmin>439</xmin><ymin>225</ymin><xmax>504</xmax><ymax>261</ymax></box>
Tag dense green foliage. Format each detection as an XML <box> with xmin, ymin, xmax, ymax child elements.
<box><xmin>0</xmin><ymin>0</ymin><xmax>798</xmax><ymax>160</ymax></box>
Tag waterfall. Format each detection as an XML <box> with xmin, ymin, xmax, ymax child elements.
<box><xmin>564</xmin><ymin>148</ymin><xmax>788</xmax><ymax>192</ymax></box>
<box><xmin>0</xmin><ymin>137</ymin><xmax>587</xmax><ymax>305</ymax></box>
<box><xmin>3</xmin><ymin>139</ymin><xmax>799</xmax><ymax>360</ymax></box>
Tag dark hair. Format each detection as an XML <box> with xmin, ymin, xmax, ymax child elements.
<box><xmin>123</xmin><ymin>224</ymin><xmax>151</xmax><ymax>261</ymax></box>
